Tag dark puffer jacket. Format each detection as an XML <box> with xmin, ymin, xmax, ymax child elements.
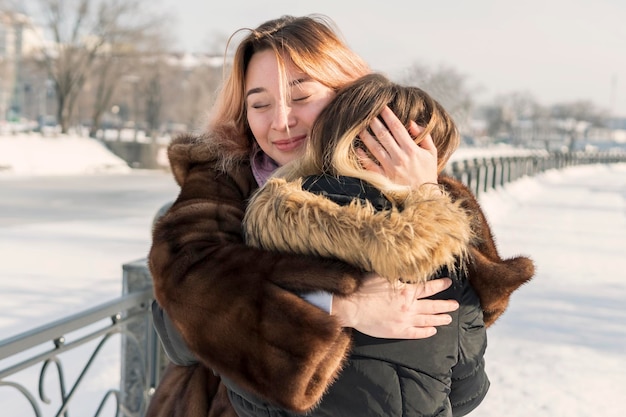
<box><xmin>225</xmin><ymin>270</ymin><xmax>488</xmax><ymax>417</ymax></box>
<box><xmin>227</xmin><ymin>175</ymin><xmax>490</xmax><ymax>417</ymax></box>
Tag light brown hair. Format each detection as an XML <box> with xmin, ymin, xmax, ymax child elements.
<box><xmin>207</xmin><ymin>15</ymin><xmax>370</xmax><ymax>169</ymax></box>
<box><xmin>281</xmin><ymin>73</ymin><xmax>460</xmax><ymax>191</ymax></box>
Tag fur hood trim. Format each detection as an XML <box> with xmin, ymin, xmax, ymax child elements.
<box><xmin>244</xmin><ymin>178</ymin><xmax>473</xmax><ymax>284</ymax></box>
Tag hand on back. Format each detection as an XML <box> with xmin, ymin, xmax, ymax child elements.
<box><xmin>332</xmin><ymin>275</ymin><xmax>459</xmax><ymax>339</ymax></box>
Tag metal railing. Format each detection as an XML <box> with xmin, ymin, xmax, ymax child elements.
<box><xmin>445</xmin><ymin>150</ymin><xmax>626</xmax><ymax>197</ymax></box>
<box><xmin>1</xmin><ymin>149</ymin><xmax>625</xmax><ymax>416</ymax></box>
<box><xmin>0</xmin><ymin>260</ymin><xmax>167</xmax><ymax>417</ymax></box>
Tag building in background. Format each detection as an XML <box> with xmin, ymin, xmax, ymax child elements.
<box><xmin>0</xmin><ymin>9</ymin><xmax>48</xmax><ymax>123</ymax></box>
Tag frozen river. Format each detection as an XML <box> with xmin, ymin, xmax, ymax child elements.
<box><xmin>0</xmin><ymin>171</ymin><xmax>179</xmax><ymax>340</ymax></box>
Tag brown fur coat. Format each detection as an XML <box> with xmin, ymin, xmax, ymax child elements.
<box><xmin>146</xmin><ymin>133</ymin><xmax>534</xmax><ymax>417</ymax></box>
<box><xmin>438</xmin><ymin>175</ymin><xmax>535</xmax><ymax>326</ymax></box>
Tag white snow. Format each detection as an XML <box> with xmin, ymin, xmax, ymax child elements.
<box><xmin>0</xmin><ymin>134</ymin><xmax>132</xmax><ymax>176</ymax></box>
<box><xmin>0</xmin><ymin>134</ymin><xmax>625</xmax><ymax>416</ymax></box>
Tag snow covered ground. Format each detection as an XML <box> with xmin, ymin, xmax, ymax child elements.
<box><xmin>1</xmin><ymin>134</ymin><xmax>625</xmax><ymax>416</ymax></box>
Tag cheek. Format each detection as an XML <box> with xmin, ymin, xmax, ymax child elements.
<box><xmin>246</xmin><ymin>114</ymin><xmax>266</xmax><ymax>142</ymax></box>
<box><xmin>312</xmin><ymin>94</ymin><xmax>335</xmax><ymax>121</ymax></box>
<box><xmin>305</xmin><ymin>101</ymin><xmax>332</xmax><ymax>126</ymax></box>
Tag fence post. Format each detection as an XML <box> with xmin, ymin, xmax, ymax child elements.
<box><xmin>121</xmin><ymin>259</ymin><xmax>167</xmax><ymax>415</ymax></box>
<box><xmin>449</xmin><ymin>161</ymin><xmax>463</xmax><ymax>183</ymax></box>
<box><xmin>472</xmin><ymin>158</ymin><xmax>481</xmax><ymax>196</ymax></box>
<box><xmin>490</xmin><ymin>157</ymin><xmax>499</xmax><ymax>191</ymax></box>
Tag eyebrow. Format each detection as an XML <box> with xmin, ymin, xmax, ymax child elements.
<box><xmin>245</xmin><ymin>87</ymin><xmax>265</xmax><ymax>98</ymax></box>
<box><xmin>245</xmin><ymin>77</ymin><xmax>312</xmax><ymax>98</ymax></box>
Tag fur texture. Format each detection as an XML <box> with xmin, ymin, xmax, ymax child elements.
<box><xmin>245</xmin><ymin>174</ymin><xmax>535</xmax><ymax>327</ymax></box>
<box><xmin>147</xmin><ymin>133</ymin><xmax>534</xmax><ymax>417</ymax></box>
<box><xmin>245</xmin><ymin>178</ymin><xmax>472</xmax><ymax>284</ymax></box>
<box><xmin>149</xmin><ymin>134</ymin><xmax>369</xmax><ymax>416</ymax></box>
<box><xmin>439</xmin><ymin>175</ymin><xmax>535</xmax><ymax>326</ymax></box>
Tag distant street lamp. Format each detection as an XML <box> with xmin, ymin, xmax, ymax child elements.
<box><xmin>111</xmin><ymin>105</ymin><xmax>121</xmax><ymax>140</ymax></box>
<box><xmin>123</xmin><ymin>75</ymin><xmax>140</xmax><ymax>141</ymax></box>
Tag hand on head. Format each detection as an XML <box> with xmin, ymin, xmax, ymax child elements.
<box><xmin>356</xmin><ymin>106</ymin><xmax>439</xmax><ymax>189</ymax></box>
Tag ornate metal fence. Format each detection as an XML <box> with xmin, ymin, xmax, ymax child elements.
<box><xmin>0</xmin><ymin>260</ymin><xmax>166</xmax><ymax>417</ymax></box>
<box><xmin>1</xmin><ymin>150</ymin><xmax>625</xmax><ymax>416</ymax></box>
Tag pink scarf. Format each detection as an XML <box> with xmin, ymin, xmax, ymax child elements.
<box><xmin>250</xmin><ymin>146</ymin><xmax>279</xmax><ymax>187</ymax></box>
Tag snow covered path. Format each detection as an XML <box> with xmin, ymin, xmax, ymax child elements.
<box><xmin>475</xmin><ymin>163</ymin><xmax>626</xmax><ymax>417</ymax></box>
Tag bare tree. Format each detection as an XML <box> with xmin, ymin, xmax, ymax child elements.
<box><xmin>177</xmin><ymin>61</ymin><xmax>222</xmax><ymax>131</ymax></box>
<box><xmin>398</xmin><ymin>62</ymin><xmax>477</xmax><ymax>133</ymax></box>
<box><xmin>0</xmin><ymin>51</ymin><xmax>12</xmax><ymax>122</ymax></box>
<box><xmin>550</xmin><ymin>100</ymin><xmax>606</xmax><ymax>151</ymax></box>
<box><xmin>482</xmin><ymin>91</ymin><xmax>541</xmax><ymax>144</ymax></box>
<box><xmin>0</xmin><ymin>9</ymin><xmax>18</xmax><ymax>121</ymax></box>
<box><xmin>152</xmin><ymin>53</ymin><xmax>224</xmax><ymax>135</ymax></box>
<box><xmin>137</xmin><ymin>54</ymin><xmax>166</xmax><ymax>139</ymax></box>
<box><xmin>26</xmin><ymin>0</ymin><xmax>166</xmax><ymax>133</ymax></box>
<box><xmin>86</xmin><ymin>18</ymin><xmax>175</xmax><ymax>138</ymax></box>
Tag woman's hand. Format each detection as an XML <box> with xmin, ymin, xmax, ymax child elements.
<box><xmin>332</xmin><ymin>275</ymin><xmax>459</xmax><ymax>339</ymax></box>
<box><xmin>356</xmin><ymin>106</ymin><xmax>439</xmax><ymax>189</ymax></box>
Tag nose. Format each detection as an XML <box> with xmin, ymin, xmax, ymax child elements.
<box><xmin>270</xmin><ymin>102</ymin><xmax>295</xmax><ymax>131</ymax></box>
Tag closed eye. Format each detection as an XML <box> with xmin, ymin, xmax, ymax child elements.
<box><xmin>292</xmin><ymin>95</ymin><xmax>311</xmax><ymax>102</ymax></box>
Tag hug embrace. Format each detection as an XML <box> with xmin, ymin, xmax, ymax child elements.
<box><xmin>147</xmin><ymin>15</ymin><xmax>535</xmax><ymax>417</ymax></box>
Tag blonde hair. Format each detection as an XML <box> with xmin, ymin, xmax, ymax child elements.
<box><xmin>280</xmin><ymin>73</ymin><xmax>460</xmax><ymax>191</ymax></box>
<box><xmin>207</xmin><ymin>15</ymin><xmax>370</xmax><ymax>167</ymax></box>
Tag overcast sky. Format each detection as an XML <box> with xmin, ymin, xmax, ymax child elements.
<box><xmin>157</xmin><ymin>0</ymin><xmax>626</xmax><ymax>117</ymax></box>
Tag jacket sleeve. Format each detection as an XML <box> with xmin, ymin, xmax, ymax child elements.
<box><xmin>450</xmin><ymin>277</ymin><xmax>490</xmax><ymax>417</ymax></box>
<box><xmin>148</xmin><ymin>160</ymin><xmax>365</xmax><ymax>413</ymax></box>
<box><xmin>152</xmin><ymin>300</ymin><xmax>199</xmax><ymax>366</ymax></box>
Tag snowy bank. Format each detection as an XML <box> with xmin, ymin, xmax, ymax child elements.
<box><xmin>0</xmin><ymin>134</ymin><xmax>132</xmax><ymax>176</ymax></box>
<box><xmin>1</xmin><ymin>133</ymin><xmax>542</xmax><ymax>178</ymax></box>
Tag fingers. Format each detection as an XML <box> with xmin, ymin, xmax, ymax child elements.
<box><xmin>379</xmin><ymin>106</ymin><xmax>415</xmax><ymax>151</ymax></box>
<box><xmin>358</xmin><ymin>124</ymin><xmax>393</xmax><ymax>169</ymax></box>
<box><xmin>358</xmin><ymin>107</ymin><xmax>411</xmax><ymax>165</ymax></box>
<box><xmin>366</xmin><ymin>110</ymin><xmax>406</xmax><ymax>162</ymax></box>
<box><xmin>407</xmin><ymin>298</ymin><xmax>459</xmax><ymax>315</ymax></box>
<box><xmin>343</xmin><ymin>274</ymin><xmax>459</xmax><ymax>340</ymax></box>
<box><xmin>357</xmin><ymin>107</ymin><xmax>437</xmax><ymax>183</ymax></box>
<box><xmin>355</xmin><ymin>147</ymin><xmax>384</xmax><ymax>176</ymax></box>
<box><xmin>420</xmin><ymin>277</ymin><xmax>452</xmax><ymax>298</ymax></box>
<box><xmin>404</xmin><ymin>327</ymin><xmax>438</xmax><ymax>339</ymax></box>
<box><xmin>419</xmin><ymin>312</ymin><xmax>453</xmax><ymax>327</ymax></box>
<box><xmin>416</xmin><ymin>129</ymin><xmax>437</xmax><ymax>158</ymax></box>
<box><xmin>390</xmin><ymin>312</ymin><xmax>452</xmax><ymax>339</ymax></box>
<box><xmin>407</xmin><ymin>120</ymin><xmax>423</xmax><ymax>140</ymax></box>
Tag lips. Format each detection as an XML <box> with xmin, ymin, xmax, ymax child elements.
<box><xmin>273</xmin><ymin>135</ymin><xmax>307</xmax><ymax>152</ymax></box>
